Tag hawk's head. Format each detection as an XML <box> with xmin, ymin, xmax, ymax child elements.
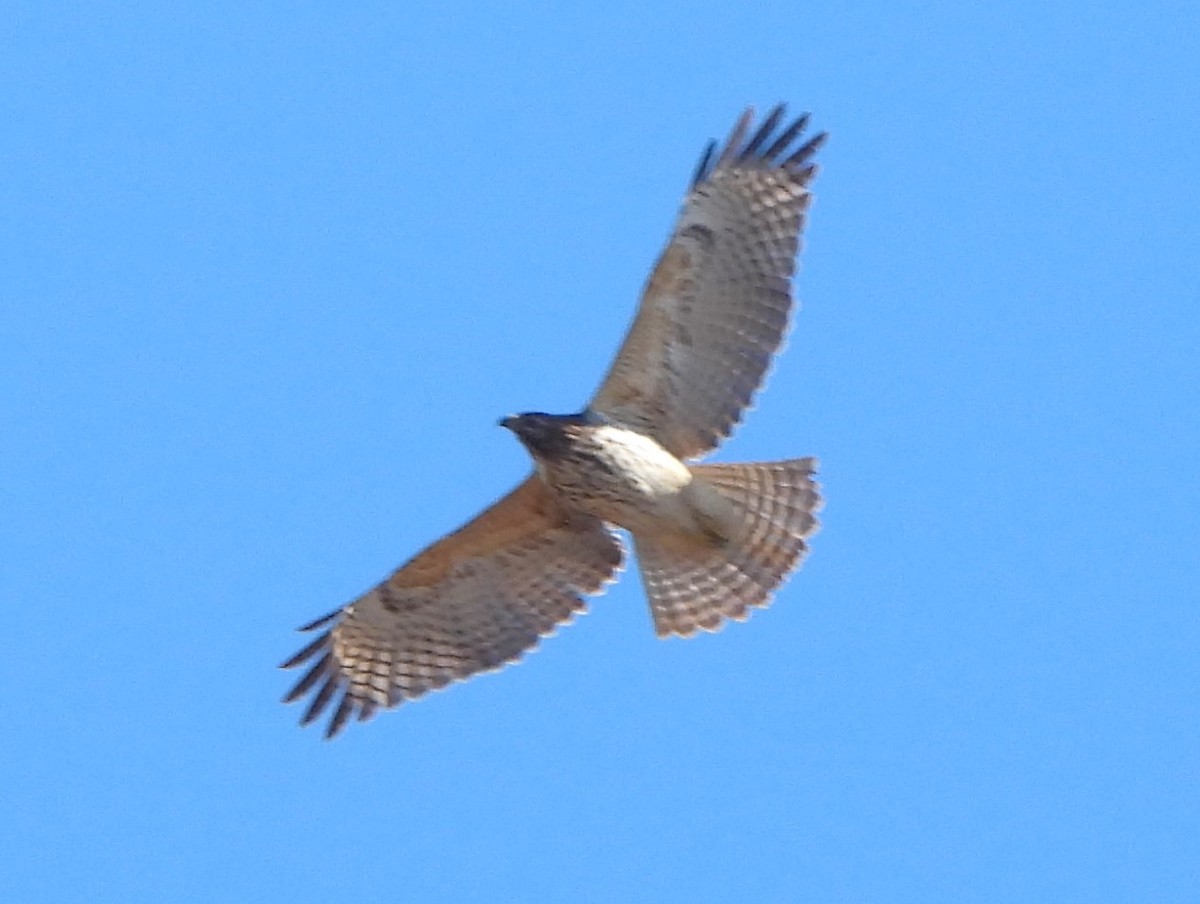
<box><xmin>499</xmin><ymin>411</ymin><xmax>593</xmax><ymax>460</ymax></box>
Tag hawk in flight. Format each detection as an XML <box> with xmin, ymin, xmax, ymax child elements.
<box><xmin>282</xmin><ymin>105</ymin><xmax>826</xmax><ymax>737</ymax></box>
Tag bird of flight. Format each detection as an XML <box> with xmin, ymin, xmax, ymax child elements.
<box><xmin>282</xmin><ymin>105</ymin><xmax>827</xmax><ymax>738</ymax></box>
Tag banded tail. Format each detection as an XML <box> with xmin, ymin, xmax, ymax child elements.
<box><xmin>634</xmin><ymin>457</ymin><xmax>821</xmax><ymax>637</ymax></box>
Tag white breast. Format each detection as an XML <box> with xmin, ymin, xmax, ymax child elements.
<box><xmin>539</xmin><ymin>424</ymin><xmax>694</xmax><ymax>531</ymax></box>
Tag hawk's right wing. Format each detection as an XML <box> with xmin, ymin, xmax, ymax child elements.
<box><xmin>590</xmin><ymin>106</ymin><xmax>825</xmax><ymax>460</ymax></box>
<box><xmin>281</xmin><ymin>476</ymin><xmax>623</xmax><ymax>738</ymax></box>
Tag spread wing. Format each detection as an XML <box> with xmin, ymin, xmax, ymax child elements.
<box><xmin>281</xmin><ymin>476</ymin><xmax>624</xmax><ymax>738</ymax></box>
<box><xmin>590</xmin><ymin>105</ymin><xmax>825</xmax><ymax>460</ymax></box>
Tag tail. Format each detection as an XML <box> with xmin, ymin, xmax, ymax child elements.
<box><xmin>634</xmin><ymin>457</ymin><xmax>822</xmax><ymax>638</ymax></box>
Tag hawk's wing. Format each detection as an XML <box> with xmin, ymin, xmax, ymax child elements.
<box><xmin>590</xmin><ymin>106</ymin><xmax>825</xmax><ymax>460</ymax></box>
<box><xmin>281</xmin><ymin>476</ymin><xmax>623</xmax><ymax>738</ymax></box>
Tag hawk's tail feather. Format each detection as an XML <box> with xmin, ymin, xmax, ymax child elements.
<box><xmin>635</xmin><ymin>457</ymin><xmax>821</xmax><ymax>638</ymax></box>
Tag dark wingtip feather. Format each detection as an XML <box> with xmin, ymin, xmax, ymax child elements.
<box><xmin>357</xmin><ymin>698</ymin><xmax>379</xmax><ymax>723</ymax></box>
<box><xmin>762</xmin><ymin>112</ymin><xmax>811</xmax><ymax>162</ymax></box>
<box><xmin>279</xmin><ymin>630</ymin><xmax>331</xmax><ymax>670</ymax></box>
<box><xmin>300</xmin><ymin>675</ymin><xmax>339</xmax><ymax>727</ymax></box>
<box><xmin>690</xmin><ymin>139</ymin><xmax>717</xmax><ymax>187</ymax></box>
<box><xmin>738</xmin><ymin>104</ymin><xmax>786</xmax><ymax>161</ymax></box>
<box><xmin>693</xmin><ymin>106</ymin><xmax>825</xmax><ymax>186</ymax></box>
<box><xmin>282</xmin><ymin>651</ymin><xmax>332</xmax><ymax>703</ymax></box>
<box><xmin>325</xmin><ymin>691</ymin><xmax>356</xmax><ymax>739</ymax></box>
<box><xmin>297</xmin><ymin>607</ymin><xmax>342</xmax><ymax>633</ymax></box>
<box><xmin>714</xmin><ymin>107</ymin><xmax>755</xmax><ymax>170</ymax></box>
<box><xmin>784</xmin><ymin>131</ymin><xmax>828</xmax><ymax>169</ymax></box>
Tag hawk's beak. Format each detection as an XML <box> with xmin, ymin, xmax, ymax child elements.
<box><xmin>498</xmin><ymin>415</ymin><xmax>517</xmax><ymax>430</ymax></box>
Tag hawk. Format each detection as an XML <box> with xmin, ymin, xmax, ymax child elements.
<box><xmin>282</xmin><ymin>105</ymin><xmax>826</xmax><ymax>737</ymax></box>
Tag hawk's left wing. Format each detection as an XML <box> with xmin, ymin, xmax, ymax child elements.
<box><xmin>281</xmin><ymin>476</ymin><xmax>623</xmax><ymax>738</ymax></box>
<box><xmin>590</xmin><ymin>106</ymin><xmax>825</xmax><ymax>460</ymax></box>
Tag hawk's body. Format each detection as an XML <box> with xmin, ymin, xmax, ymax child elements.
<box><xmin>505</xmin><ymin>415</ymin><xmax>697</xmax><ymax>534</ymax></box>
<box><xmin>282</xmin><ymin>106</ymin><xmax>827</xmax><ymax>737</ymax></box>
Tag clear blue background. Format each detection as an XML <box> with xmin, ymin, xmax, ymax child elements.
<box><xmin>4</xmin><ymin>3</ymin><xmax>1197</xmax><ymax>901</ymax></box>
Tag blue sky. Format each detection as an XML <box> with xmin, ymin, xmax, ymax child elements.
<box><xmin>3</xmin><ymin>2</ymin><xmax>1197</xmax><ymax>901</ymax></box>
